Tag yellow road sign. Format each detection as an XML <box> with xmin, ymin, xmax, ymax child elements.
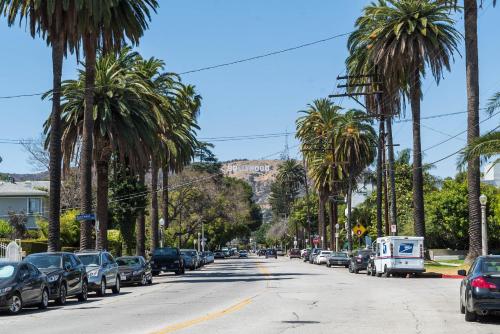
<box><xmin>352</xmin><ymin>223</ymin><xmax>366</xmax><ymax>237</ymax></box>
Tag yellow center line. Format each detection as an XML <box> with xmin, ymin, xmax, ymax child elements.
<box><xmin>150</xmin><ymin>298</ymin><xmax>252</xmax><ymax>334</ymax></box>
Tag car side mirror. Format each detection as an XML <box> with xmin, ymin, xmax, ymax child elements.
<box><xmin>65</xmin><ymin>263</ymin><xmax>71</xmax><ymax>271</ymax></box>
<box><xmin>457</xmin><ymin>269</ymin><xmax>467</xmax><ymax>276</ymax></box>
<box><xmin>21</xmin><ymin>272</ymin><xmax>30</xmax><ymax>281</ymax></box>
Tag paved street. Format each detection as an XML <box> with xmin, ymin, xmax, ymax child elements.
<box><xmin>1</xmin><ymin>256</ymin><xmax>499</xmax><ymax>334</ymax></box>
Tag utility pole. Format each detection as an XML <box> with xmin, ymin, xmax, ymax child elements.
<box><xmin>386</xmin><ymin>117</ymin><xmax>398</xmax><ymax>235</ymax></box>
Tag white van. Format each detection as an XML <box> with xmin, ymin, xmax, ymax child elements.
<box><xmin>371</xmin><ymin>236</ymin><xmax>425</xmax><ymax>277</ymax></box>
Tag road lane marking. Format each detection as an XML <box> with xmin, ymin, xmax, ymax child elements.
<box><xmin>150</xmin><ymin>298</ymin><xmax>252</xmax><ymax>334</ymax></box>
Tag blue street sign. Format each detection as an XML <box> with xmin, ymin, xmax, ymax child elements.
<box><xmin>76</xmin><ymin>213</ymin><xmax>95</xmax><ymax>221</ymax></box>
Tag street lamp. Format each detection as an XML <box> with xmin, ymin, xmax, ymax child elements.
<box><xmin>479</xmin><ymin>194</ymin><xmax>488</xmax><ymax>256</ymax></box>
<box><xmin>159</xmin><ymin>218</ymin><xmax>165</xmax><ymax>248</ymax></box>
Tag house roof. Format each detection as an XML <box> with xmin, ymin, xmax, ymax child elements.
<box><xmin>0</xmin><ymin>181</ymin><xmax>49</xmax><ymax>197</ymax></box>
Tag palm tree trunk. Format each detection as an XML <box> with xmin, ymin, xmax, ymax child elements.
<box><xmin>136</xmin><ymin>173</ymin><xmax>146</xmax><ymax>257</ymax></box>
<box><xmin>302</xmin><ymin>158</ymin><xmax>312</xmax><ymax>244</ymax></box>
<box><xmin>79</xmin><ymin>32</ymin><xmax>97</xmax><ymax>251</ymax></box>
<box><xmin>162</xmin><ymin>168</ymin><xmax>169</xmax><ymax>229</ymax></box>
<box><xmin>464</xmin><ymin>0</ymin><xmax>482</xmax><ymax>261</ymax></box>
<box><xmin>376</xmin><ymin>118</ymin><xmax>384</xmax><ymax>237</ymax></box>
<box><xmin>410</xmin><ymin>71</ymin><xmax>425</xmax><ymax>238</ymax></box>
<box><xmin>96</xmin><ymin>157</ymin><xmax>109</xmax><ymax>251</ymax></box>
<box><xmin>318</xmin><ymin>190</ymin><xmax>326</xmax><ymax>248</ymax></box>
<box><xmin>150</xmin><ymin>159</ymin><xmax>159</xmax><ymax>252</ymax></box>
<box><xmin>329</xmin><ymin>201</ymin><xmax>337</xmax><ymax>251</ymax></box>
<box><xmin>386</xmin><ymin>117</ymin><xmax>398</xmax><ymax>234</ymax></box>
<box><xmin>47</xmin><ymin>32</ymin><xmax>64</xmax><ymax>252</ymax></box>
<box><xmin>347</xmin><ymin>173</ymin><xmax>353</xmax><ymax>252</ymax></box>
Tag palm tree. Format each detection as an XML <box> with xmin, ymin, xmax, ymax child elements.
<box><xmin>335</xmin><ymin>110</ymin><xmax>377</xmax><ymax>251</ymax></box>
<box><xmin>296</xmin><ymin>99</ymin><xmax>343</xmax><ymax>248</ymax></box>
<box><xmin>77</xmin><ymin>0</ymin><xmax>159</xmax><ymax>250</ymax></box>
<box><xmin>276</xmin><ymin>159</ymin><xmax>306</xmax><ymax>241</ymax></box>
<box><xmin>445</xmin><ymin>0</ymin><xmax>497</xmax><ymax>263</ymax></box>
<box><xmin>46</xmin><ymin>49</ymin><xmax>163</xmax><ymax>250</ymax></box>
<box><xmin>354</xmin><ymin>0</ymin><xmax>461</xmax><ymax>238</ymax></box>
<box><xmin>0</xmin><ymin>0</ymin><xmax>82</xmax><ymax>252</ymax></box>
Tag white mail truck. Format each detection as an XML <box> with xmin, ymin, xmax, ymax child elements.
<box><xmin>371</xmin><ymin>236</ymin><xmax>425</xmax><ymax>277</ymax></box>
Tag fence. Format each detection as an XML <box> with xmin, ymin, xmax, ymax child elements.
<box><xmin>0</xmin><ymin>239</ymin><xmax>22</xmax><ymax>262</ymax></box>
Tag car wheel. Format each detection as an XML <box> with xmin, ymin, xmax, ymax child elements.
<box><xmin>348</xmin><ymin>263</ymin><xmax>353</xmax><ymax>273</ymax></box>
<box><xmin>371</xmin><ymin>267</ymin><xmax>376</xmax><ymax>276</ymax></box>
<box><xmin>8</xmin><ymin>293</ymin><xmax>22</xmax><ymax>314</ymax></box>
<box><xmin>465</xmin><ymin>308</ymin><xmax>477</xmax><ymax>322</ymax></box>
<box><xmin>327</xmin><ymin>263</ymin><xmax>331</xmax><ymax>268</ymax></box>
<box><xmin>56</xmin><ymin>283</ymin><xmax>67</xmax><ymax>305</ymax></box>
<box><xmin>112</xmin><ymin>276</ymin><xmax>120</xmax><ymax>294</ymax></box>
<box><xmin>141</xmin><ymin>274</ymin><xmax>147</xmax><ymax>286</ymax></box>
<box><xmin>366</xmin><ymin>266</ymin><xmax>371</xmax><ymax>276</ymax></box>
<box><xmin>152</xmin><ymin>271</ymin><xmax>159</xmax><ymax>276</ymax></box>
<box><xmin>39</xmin><ymin>288</ymin><xmax>49</xmax><ymax>309</ymax></box>
<box><xmin>147</xmin><ymin>275</ymin><xmax>153</xmax><ymax>284</ymax></box>
<box><xmin>97</xmin><ymin>278</ymin><xmax>106</xmax><ymax>297</ymax></box>
<box><xmin>78</xmin><ymin>280</ymin><xmax>88</xmax><ymax>302</ymax></box>
<box><xmin>460</xmin><ymin>298</ymin><xmax>465</xmax><ymax>314</ymax></box>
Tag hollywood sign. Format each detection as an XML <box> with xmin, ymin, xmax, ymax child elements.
<box><xmin>224</xmin><ymin>165</ymin><xmax>272</xmax><ymax>173</ymax></box>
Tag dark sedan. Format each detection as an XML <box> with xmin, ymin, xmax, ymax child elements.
<box><xmin>24</xmin><ymin>252</ymin><xmax>88</xmax><ymax>305</ymax></box>
<box><xmin>459</xmin><ymin>255</ymin><xmax>500</xmax><ymax>322</ymax></box>
<box><xmin>116</xmin><ymin>256</ymin><xmax>152</xmax><ymax>286</ymax></box>
<box><xmin>266</xmin><ymin>249</ymin><xmax>277</xmax><ymax>259</ymax></box>
<box><xmin>0</xmin><ymin>262</ymin><xmax>49</xmax><ymax>314</ymax></box>
<box><xmin>327</xmin><ymin>252</ymin><xmax>349</xmax><ymax>268</ymax></box>
<box><xmin>214</xmin><ymin>251</ymin><xmax>225</xmax><ymax>259</ymax></box>
<box><xmin>348</xmin><ymin>249</ymin><xmax>373</xmax><ymax>274</ymax></box>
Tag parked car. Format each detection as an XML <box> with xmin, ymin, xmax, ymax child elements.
<box><xmin>202</xmin><ymin>251</ymin><xmax>215</xmax><ymax>264</ymax></box>
<box><xmin>75</xmin><ymin>251</ymin><xmax>120</xmax><ymax>296</ymax></box>
<box><xmin>302</xmin><ymin>249</ymin><xmax>311</xmax><ymax>262</ymax></box>
<box><xmin>276</xmin><ymin>249</ymin><xmax>285</xmax><ymax>256</ymax></box>
<box><xmin>348</xmin><ymin>249</ymin><xmax>373</xmax><ymax>274</ymax></box>
<box><xmin>315</xmin><ymin>251</ymin><xmax>332</xmax><ymax>265</ymax></box>
<box><xmin>181</xmin><ymin>249</ymin><xmax>200</xmax><ymax>270</ymax></box>
<box><xmin>266</xmin><ymin>249</ymin><xmax>277</xmax><ymax>259</ymax></box>
<box><xmin>309</xmin><ymin>248</ymin><xmax>322</xmax><ymax>264</ymax></box>
<box><xmin>25</xmin><ymin>252</ymin><xmax>88</xmax><ymax>304</ymax></box>
<box><xmin>327</xmin><ymin>252</ymin><xmax>349</xmax><ymax>268</ymax></box>
<box><xmin>150</xmin><ymin>247</ymin><xmax>184</xmax><ymax>275</ymax></box>
<box><xmin>116</xmin><ymin>256</ymin><xmax>152</xmax><ymax>286</ymax></box>
<box><xmin>300</xmin><ymin>249</ymin><xmax>309</xmax><ymax>258</ymax></box>
<box><xmin>239</xmin><ymin>250</ymin><xmax>248</xmax><ymax>258</ymax></box>
<box><xmin>214</xmin><ymin>251</ymin><xmax>225</xmax><ymax>259</ymax></box>
<box><xmin>258</xmin><ymin>249</ymin><xmax>267</xmax><ymax>257</ymax></box>
<box><xmin>459</xmin><ymin>255</ymin><xmax>500</xmax><ymax>322</ymax></box>
<box><xmin>289</xmin><ymin>249</ymin><xmax>301</xmax><ymax>259</ymax></box>
<box><xmin>0</xmin><ymin>262</ymin><xmax>49</xmax><ymax>314</ymax></box>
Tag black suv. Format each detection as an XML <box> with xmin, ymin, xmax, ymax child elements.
<box><xmin>348</xmin><ymin>249</ymin><xmax>373</xmax><ymax>274</ymax></box>
<box><xmin>24</xmin><ymin>252</ymin><xmax>88</xmax><ymax>305</ymax></box>
<box><xmin>151</xmin><ymin>247</ymin><xmax>185</xmax><ymax>276</ymax></box>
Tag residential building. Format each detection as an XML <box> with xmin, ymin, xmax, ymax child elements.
<box><xmin>481</xmin><ymin>163</ymin><xmax>500</xmax><ymax>188</ymax></box>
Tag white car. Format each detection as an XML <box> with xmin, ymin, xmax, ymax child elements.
<box><xmin>315</xmin><ymin>251</ymin><xmax>332</xmax><ymax>265</ymax></box>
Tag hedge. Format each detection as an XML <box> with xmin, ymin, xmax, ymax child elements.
<box><xmin>0</xmin><ymin>239</ymin><xmax>48</xmax><ymax>255</ymax></box>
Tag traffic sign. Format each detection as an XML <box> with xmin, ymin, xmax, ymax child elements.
<box><xmin>352</xmin><ymin>223</ymin><xmax>366</xmax><ymax>237</ymax></box>
<box><xmin>76</xmin><ymin>213</ymin><xmax>95</xmax><ymax>221</ymax></box>
<box><xmin>313</xmin><ymin>237</ymin><xmax>320</xmax><ymax>246</ymax></box>
<box><xmin>391</xmin><ymin>224</ymin><xmax>397</xmax><ymax>233</ymax></box>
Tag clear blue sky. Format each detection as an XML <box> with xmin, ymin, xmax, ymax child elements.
<box><xmin>0</xmin><ymin>0</ymin><xmax>499</xmax><ymax>178</ymax></box>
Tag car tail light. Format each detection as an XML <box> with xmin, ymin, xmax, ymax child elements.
<box><xmin>471</xmin><ymin>277</ymin><xmax>497</xmax><ymax>289</ymax></box>
<box><xmin>420</xmin><ymin>244</ymin><xmax>424</xmax><ymax>258</ymax></box>
<box><xmin>390</xmin><ymin>243</ymin><xmax>394</xmax><ymax>258</ymax></box>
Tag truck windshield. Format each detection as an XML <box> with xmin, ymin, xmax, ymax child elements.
<box><xmin>153</xmin><ymin>248</ymin><xmax>177</xmax><ymax>257</ymax></box>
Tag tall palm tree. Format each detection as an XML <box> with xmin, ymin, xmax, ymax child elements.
<box><xmin>296</xmin><ymin>99</ymin><xmax>343</xmax><ymax>248</ymax></box>
<box><xmin>445</xmin><ymin>0</ymin><xmax>497</xmax><ymax>262</ymax></box>
<box><xmin>354</xmin><ymin>0</ymin><xmax>461</xmax><ymax>238</ymax></box>
<box><xmin>276</xmin><ymin>159</ymin><xmax>306</xmax><ymax>241</ymax></box>
<box><xmin>77</xmin><ymin>0</ymin><xmax>158</xmax><ymax>250</ymax></box>
<box><xmin>0</xmin><ymin>0</ymin><xmax>82</xmax><ymax>252</ymax></box>
<box><xmin>46</xmin><ymin>48</ymin><xmax>163</xmax><ymax>250</ymax></box>
<box><xmin>335</xmin><ymin>110</ymin><xmax>377</xmax><ymax>251</ymax></box>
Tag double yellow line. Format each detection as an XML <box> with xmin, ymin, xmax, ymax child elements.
<box><xmin>151</xmin><ymin>262</ymin><xmax>271</xmax><ymax>334</ymax></box>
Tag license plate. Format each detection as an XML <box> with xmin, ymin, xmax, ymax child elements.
<box><xmin>161</xmin><ymin>266</ymin><xmax>166</xmax><ymax>270</ymax></box>
<box><xmin>120</xmin><ymin>274</ymin><xmax>127</xmax><ymax>281</ymax></box>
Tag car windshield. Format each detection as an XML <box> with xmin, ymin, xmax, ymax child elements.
<box><xmin>332</xmin><ymin>252</ymin><xmax>347</xmax><ymax>258</ymax></box>
<box><xmin>78</xmin><ymin>254</ymin><xmax>101</xmax><ymax>266</ymax></box>
<box><xmin>181</xmin><ymin>250</ymin><xmax>197</xmax><ymax>257</ymax></box>
<box><xmin>117</xmin><ymin>258</ymin><xmax>140</xmax><ymax>266</ymax></box>
<box><xmin>154</xmin><ymin>248</ymin><xmax>177</xmax><ymax>257</ymax></box>
<box><xmin>0</xmin><ymin>264</ymin><xmax>15</xmax><ymax>280</ymax></box>
<box><xmin>321</xmin><ymin>251</ymin><xmax>332</xmax><ymax>255</ymax></box>
<box><xmin>26</xmin><ymin>255</ymin><xmax>62</xmax><ymax>269</ymax></box>
<box><xmin>482</xmin><ymin>259</ymin><xmax>500</xmax><ymax>273</ymax></box>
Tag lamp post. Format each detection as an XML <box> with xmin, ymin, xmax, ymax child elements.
<box><xmin>159</xmin><ymin>218</ymin><xmax>165</xmax><ymax>248</ymax></box>
<box><xmin>197</xmin><ymin>232</ymin><xmax>201</xmax><ymax>252</ymax></box>
<box><xmin>479</xmin><ymin>194</ymin><xmax>488</xmax><ymax>256</ymax></box>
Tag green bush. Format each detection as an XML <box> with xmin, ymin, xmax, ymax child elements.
<box><xmin>38</xmin><ymin>210</ymin><xmax>80</xmax><ymax>247</ymax></box>
<box><xmin>20</xmin><ymin>239</ymin><xmax>48</xmax><ymax>255</ymax></box>
<box><xmin>0</xmin><ymin>220</ymin><xmax>13</xmax><ymax>238</ymax></box>
<box><xmin>108</xmin><ymin>229</ymin><xmax>123</xmax><ymax>257</ymax></box>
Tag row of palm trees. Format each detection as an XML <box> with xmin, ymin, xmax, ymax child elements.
<box><xmin>296</xmin><ymin>99</ymin><xmax>377</xmax><ymax>251</ymax></box>
<box><xmin>0</xmin><ymin>1</ymin><xmax>202</xmax><ymax>253</ymax></box>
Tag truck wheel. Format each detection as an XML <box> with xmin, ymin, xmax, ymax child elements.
<box><xmin>382</xmin><ymin>265</ymin><xmax>390</xmax><ymax>278</ymax></box>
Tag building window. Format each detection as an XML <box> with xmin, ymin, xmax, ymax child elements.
<box><xmin>28</xmin><ymin>198</ymin><xmax>42</xmax><ymax>215</ymax></box>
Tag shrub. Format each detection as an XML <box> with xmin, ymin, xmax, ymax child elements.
<box><xmin>0</xmin><ymin>220</ymin><xmax>13</xmax><ymax>238</ymax></box>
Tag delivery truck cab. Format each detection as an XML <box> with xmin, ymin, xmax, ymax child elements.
<box><xmin>372</xmin><ymin>236</ymin><xmax>425</xmax><ymax>277</ymax></box>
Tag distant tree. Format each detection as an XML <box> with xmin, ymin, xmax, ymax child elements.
<box><xmin>8</xmin><ymin>212</ymin><xmax>27</xmax><ymax>239</ymax></box>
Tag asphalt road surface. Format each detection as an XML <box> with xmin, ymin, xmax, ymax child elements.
<box><xmin>1</xmin><ymin>256</ymin><xmax>499</xmax><ymax>334</ymax></box>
